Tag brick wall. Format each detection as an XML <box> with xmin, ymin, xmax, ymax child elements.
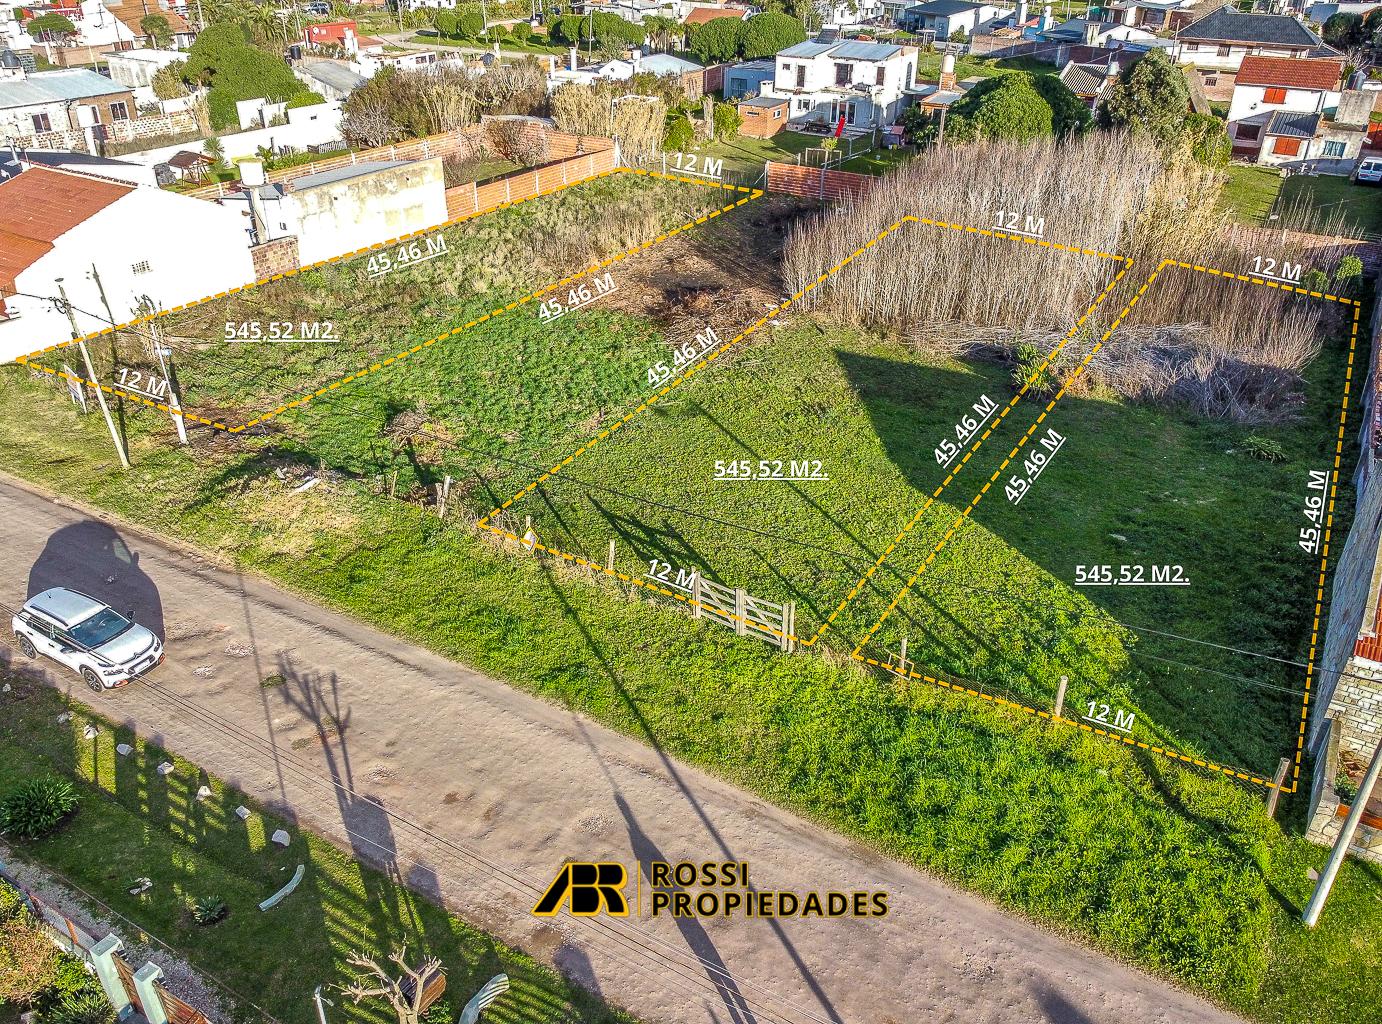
<box><xmin>250</xmin><ymin>236</ymin><xmax>301</xmax><ymax>279</ymax></box>
<box><xmin>766</xmin><ymin>161</ymin><xmax>874</xmax><ymax>201</ymax></box>
<box><xmin>444</xmin><ymin>144</ymin><xmax>618</xmax><ymax>221</ymax></box>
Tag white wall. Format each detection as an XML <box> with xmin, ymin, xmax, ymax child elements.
<box><xmin>1176</xmin><ymin>41</ymin><xmax>1308</xmax><ymax>71</ymax></box>
<box><xmin>1227</xmin><ymin>82</ymin><xmax>1326</xmax><ymax>123</ymax></box>
<box><xmin>118</xmin><ymin>101</ymin><xmax>344</xmax><ymax>166</ymax></box>
<box><xmin>292</xmin><ymin>157</ymin><xmax>446</xmax><ymax>266</ymax></box>
<box><xmin>0</xmin><ymin>187</ymin><xmax>254</xmax><ymax>362</ymax></box>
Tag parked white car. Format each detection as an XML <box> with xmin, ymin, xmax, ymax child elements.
<box><xmin>12</xmin><ymin>588</ymin><xmax>164</xmax><ymax>693</ymax></box>
<box><xmin>1353</xmin><ymin>157</ymin><xmax>1382</xmax><ymax>185</ymax></box>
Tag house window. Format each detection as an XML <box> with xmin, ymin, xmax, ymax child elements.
<box><xmin>131</xmin><ymin>260</ymin><xmax>151</xmax><ymax>275</ymax></box>
<box><xmin>1322</xmin><ymin>140</ymin><xmax>1346</xmax><ymax>158</ymax></box>
<box><xmin>1237</xmin><ymin>123</ymin><xmax>1261</xmax><ymax>141</ymax></box>
<box><xmin>835</xmin><ymin>62</ymin><xmax>853</xmax><ymax>86</ymax></box>
<box><xmin>875</xmin><ymin>66</ymin><xmax>886</xmax><ymax>86</ymax></box>
<box><xmin>795</xmin><ymin>64</ymin><xmax>805</xmax><ymax>88</ymax></box>
<box><xmin>1204</xmin><ymin>76</ymin><xmax>1218</xmax><ymax>86</ymax></box>
<box><xmin>31</xmin><ymin>112</ymin><xmax>51</xmax><ymax>132</ymax></box>
<box><xmin>773</xmin><ymin>108</ymin><xmax>781</xmax><ymax>119</ymax></box>
<box><xmin>1263</xmin><ymin>87</ymin><xmax>1287</xmax><ymax>104</ymax></box>
<box><xmin>1271</xmin><ymin>136</ymin><xmax>1302</xmax><ymax>156</ymax></box>
<box><xmin>110</xmin><ymin>101</ymin><xmax>129</xmax><ymax>121</ymax></box>
<box><xmin>1216</xmin><ymin>43</ymin><xmax>1231</xmax><ymax>56</ymax></box>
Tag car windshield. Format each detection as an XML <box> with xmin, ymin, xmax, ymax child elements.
<box><xmin>67</xmin><ymin>608</ymin><xmax>133</xmax><ymax>648</ymax></box>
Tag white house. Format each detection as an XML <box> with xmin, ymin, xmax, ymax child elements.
<box><xmin>0</xmin><ymin>67</ymin><xmax>136</xmax><ymax>151</ymax></box>
<box><xmin>901</xmin><ymin>0</ymin><xmax>1009</xmax><ymax>37</ymax></box>
<box><xmin>763</xmin><ymin>37</ymin><xmax>919</xmax><ymax>129</ymax></box>
<box><xmin>219</xmin><ymin>157</ymin><xmax>447</xmax><ymax>267</ymax></box>
<box><xmin>1234</xmin><ymin>86</ymin><xmax>1371</xmax><ymax>168</ymax></box>
<box><xmin>1227</xmin><ymin>54</ymin><xmax>1342</xmax><ymax>124</ymax></box>
<box><xmin>106</xmin><ymin>48</ymin><xmax>186</xmax><ymax>90</ymax></box>
<box><xmin>1175</xmin><ymin>5</ymin><xmax>1326</xmax><ymax>72</ymax></box>
<box><xmin>0</xmin><ymin>165</ymin><xmax>254</xmax><ymax>362</ymax></box>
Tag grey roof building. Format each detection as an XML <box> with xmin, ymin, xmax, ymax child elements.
<box><xmin>1176</xmin><ymin>5</ymin><xmax>1321</xmax><ymax>47</ymax></box>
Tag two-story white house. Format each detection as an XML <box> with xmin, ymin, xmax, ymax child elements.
<box><xmin>1175</xmin><ymin>5</ymin><xmax>1326</xmax><ymax>73</ymax></box>
<box><xmin>1227</xmin><ymin>54</ymin><xmax>1342</xmax><ymax>124</ymax></box>
<box><xmin>762</xmin><ymin>37</ymin><xmax>918</xmax><ymax>129</ymax></box>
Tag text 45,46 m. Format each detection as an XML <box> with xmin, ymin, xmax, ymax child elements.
<box><xmin>367</xmin><ymin>234</ymin><xmax>448</xmax><ymax>278</ymax></box>
<box><xmin>537</xmin><ymin>272</ymin><xmax>616</xmax><ymax>323</ymax></box>
<box><xmin>1005</xmin><ymin>428</ymin><xmax>1065</xmax><ymax>505</ymax></box>
<box><xmin>647</xmin><ymin>326</ymin><xmax>720</xmax><ymax>386</ymax></box>
<box><xmin>935</xmin><ymin>394</ymin><xmax>998</xmax><ymax>467</ymax></box>
<box><xmin>1299</xmin><ymin>468</ymin><xmax>1330</xmax><ymax>554</ymax></box>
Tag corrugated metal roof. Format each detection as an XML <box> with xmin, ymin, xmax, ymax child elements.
<box><xmin>831</xmin><ymin>41</ymin><xmax>901</xmax><ymax>60</ymax></box>
<box><xmin>303</xmin><ymin>61</ymin><xmax>368</xmax><ymax>93</ymax></box>
<box><xmin>293</xmin><ymin>160</ymin><xmax>413</xmax><ymax>190</ymax></box>
<box><xmin>641</xmin><ymin>53</ymin><xmax>703</xmax><ymax>74</ymax></box>
<box><xmin>780</xmin><ymin>41</ymin><xmax>835</xmax><ymax>57</ymax></box>
<box><xmin>0</xmin><ymin>68</ymin><xmax>129</xmax><ymax>110</ymax></box>
<box><xmin>1265</xmin><ymin>109</ymin><xmax>1321</xmax><ymax>138</ymax></box>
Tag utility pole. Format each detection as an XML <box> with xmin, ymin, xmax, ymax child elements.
<box><xmin>312</xmin><ymin>985</ymin><xmax>332</xmax><ymax>1024</ymax></box>
<box><xmin>150</xmin><ymin>315</ymin><xmax>188</xmax><ymax>444</ymax></box>
<box><xmin>58</xmin><ymin>280</ymin><xmax>129</xmax><ymax>470</ymax></box>
<box><xmin>1302</xmin><ymin>733</ymin><xmax>1382</xmax><ymax>928</ymax></box>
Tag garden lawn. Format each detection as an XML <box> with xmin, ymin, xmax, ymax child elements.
<box><xmin>1220</xmin><ymin>166</ymin><xmax>1284</xmax><ymax>225</ymax></box>
<box><xmin>691</xmin><ymin>130</ymin><xmax>825</xmax><ymax>177</ymax></box>
<box><xmin>0</xmin><ymin>177</ymin><xmax>1379</xmax><ymax>1024</ymax></box>
<box><xmin>0</xmin><ymin>682</ymin><xmax>635</xmax><ymax>1024</ymax></box>
<box><xmin>1280</xmin><ymin>175</ymin><xmax>1382</xmax><ymax>235</ymax></box>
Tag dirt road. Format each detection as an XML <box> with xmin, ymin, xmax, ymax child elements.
<box><xmin>0</xmin><ymin>474</ymin><xmax>1245</xmax><ymax>1024</ymax></box>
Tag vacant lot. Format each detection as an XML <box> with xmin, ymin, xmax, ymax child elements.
<box><xmin>1</xmin><ymin>166</ymin><xmax>1379</xmax><ymax>1024</ymax></box>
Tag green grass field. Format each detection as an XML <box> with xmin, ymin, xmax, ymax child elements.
<box><xmin>0</xmin><ymin>682</ymin><xmax>633</xmax><ymax>1024</ymax></box>
<box><xmin>2</xmin><ymin>172</ymin><xmax>1380</xmax><ymax>1024</ymax></box>
<box><xmin>1221</xmin><ymin>166</ymin><xmax>1382</xmax><ymax>236</ymax></box>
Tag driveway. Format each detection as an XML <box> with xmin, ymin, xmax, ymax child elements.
<box><xmin>0</xmin><ymin>473</ymin><xmax>1246</xmax><ymax>1024</ymax></box>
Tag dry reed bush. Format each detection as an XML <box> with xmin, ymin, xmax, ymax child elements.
<box><xmin>783</xmin><ymin>133</ymin><xmax>1164</xmax><ymax>345</ymax></box>
<box><xmin>785</xmin><ymin>134</ymin><xmax>1345</xmax><ymax>421</ymax></box>
<box><xmin>551</xmin><ymin>83</ymin><xmax>667</xmax><ymax>160</ymax></box>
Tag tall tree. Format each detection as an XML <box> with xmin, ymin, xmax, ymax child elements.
<box><xmin>689</xmin><ymin>17</ymin><xmax>740</xmax><ymax>62</ymax></box>
<box><xmin>1096</xmin><ymin>50</ymin><xmax>1190</xmax><ymax>146</ymax></box>
<box><xmin>141</xmin><ymin>13</ymin><xmax>172</xmax><ymax>46</ymax></box>
<box><xmin>737</xmin><ymin>12</ymin><xmax>806</xmax><ymax>60</ymax></box>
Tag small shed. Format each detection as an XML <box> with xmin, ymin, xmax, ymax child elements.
<box><xmin>166</xmin><ymin>150</ymin><xmax>216</xmax><ymax>182</ymax></box>
<box><xmin>738</xmin><ymin>95</ymin><xmax>789</xmax><ymax>138</ymax></box>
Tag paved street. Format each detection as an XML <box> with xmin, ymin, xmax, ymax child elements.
<box><xmin>0</xmin><ymin>472</ymin><xmax>1246</xmax><ymax>1024</ymax></box>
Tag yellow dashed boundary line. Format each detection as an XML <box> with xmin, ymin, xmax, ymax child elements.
<box><xmin>476</xmin><ymin>213</ymin><xmax>1126</xmax><ymax>643</ymax></box>
<box><xmin>850</xmin><ymin>259</ymin><xmax>1360</xmax><ymax>792</ymax></box>
<box><xmin>14</xmin><ymin>167</ymin><xmax>761</xmax><ymax>433</ymax></box>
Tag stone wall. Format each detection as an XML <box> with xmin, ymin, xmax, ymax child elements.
<box><xmin>1307</xmin><ymin>721</ymin><xmax>1382</xmax><ymax>863</ymax></box>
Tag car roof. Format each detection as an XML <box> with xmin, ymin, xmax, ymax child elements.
<box><xmin>24</xmin><ymin>587</ymin><xmax>106</xmax><ymax>627</ymax></box>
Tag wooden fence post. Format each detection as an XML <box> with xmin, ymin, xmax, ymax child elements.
<box><xmin>1266</xmin><ymin>757</ymin><xmax>1292</xmax><ymax>819</ymax></box>
<box><xmin>781</xmin><ymin>601</ymin><xmax>794</xmax><ymax>653</ymax></box>
<box><xmin>1054</xmin><ymin>675</ymin><xmax>1068</xmax><ymax>719</ymax></box>
<box><xmin>606</xmin><ymin>538</ymin><xmax>615</xmax><ymax>573</ymax></box>
<box><xmin>899</xmin><ymin>637</ymin><xmax>908</xmax><ymax>675</ymax></box>
<box><xmin>473</xmin><ymin>179</ymin><xmax>480</xmax><ymax>213</ymax></box>
<box><xmin>734</xmin><ymin>589</ymin><xmax>747</xmax><ymax>635</ymax></box>
<box><xmin>692</xmin><ymin>573</ymin><xmax>703</xmax><ymax>619</ymax></box>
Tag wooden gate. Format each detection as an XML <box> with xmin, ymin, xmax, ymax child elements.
<box><xmin>691</xmin><ymin>575</ymin><xmax>796</xmax><ymax>652</ymax></box>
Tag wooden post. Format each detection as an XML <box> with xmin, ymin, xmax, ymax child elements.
<box><xmin>524</xmin><ymin>514</ymin><xmax>532</xmax><ymax>535</ymax></box>
<box><xmin>1054</xmin><ymin>675</ymin><xmax>1069</xmax><ymax>719</ymax></box>
<box><xmin>437</xmin><ymin>475</ymin><xmax>452</xmax><ymax>518</ymax></box>
<box><xmin>1266</xmin><ymin>757</ymin><xmax>1291</xmax><ymax>819</ymax></box>
<box><xmin>606</xmin><ymin>538</ymin><xmax>615</xmax><ymax>573</ymax></box>
<box><xmin>898</xmin><ymin>637</ymin><xmax>908</xmax><ymax>675</ymax></box>
<box><xmin>389</xmin><ymin>470</ymin><xmax>399</xmax><ymax>498</ymax></box>
<box><xmin>734</xmin><ymin>589</ymin><xmax>747</xmax><ymax>636</ymax></box>
<box><xmin>781</xmin><ymin>601</ymin><xmax>794</xmax><ymax>653</ymax></box>
<box><xmin>692</xmin><ymin>573</ymin><xmax>702</xmax><ymax>619</ymax></box>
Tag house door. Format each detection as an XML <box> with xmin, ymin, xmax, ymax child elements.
<box><xmin>845</xmin><ymin>101</ymin><xmax>857</xmax><ymax>126</ymax></box>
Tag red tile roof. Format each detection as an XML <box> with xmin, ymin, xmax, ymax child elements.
<box><xmin>1235</xmin><ymin>55</ymin><xmax>1342</xmax><ymax>92</ymax></box>
<box><xmin>0</xmin><ymin>229</ymin><xmax>54</xmax><ymax>293</ymax></box>
<box><xmin>684</xmin><ymin>6</ymin><xmax>747</xmax><ymax>24</ymax></box>
<box><xmin>104</xmin><ymin>0</ymin><xmax>191</xmax><ymax>35</ymax></box>
<box><xmin>0</xmin><ymin>167</ymin><xmax>132</xmax><ymax>290</ymax></box>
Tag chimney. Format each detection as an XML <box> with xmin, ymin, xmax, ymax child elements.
<box><xmin>1106</xmin><ymin>51</ymin><xmax>1119</xmax><ymax>76</ymax></box>
<box><xmin>1082</xmin><ymin>19</ymin><xmax>1099</xmax><ymax>45</ymax></box>
<box><xmin>1041</xmin><ymin>3</ymin><xmax>1052</xmax><ymax>28</ymax></box>
<box><xmin>569</xmin><ymin>46</ymin><xmax>578</xmax><ymax>71</ymax></box>
<box><xmin>633</xmin><ymin>49</ymin><xmax>641</xmax><ymax>71</ymax></box>
<box><xmin>239</xmin><ymin>158</ymin><xmax>266</xmax><ymax>187</ymax></box>
<box><xmin>1015</xmin><ymin>0</ymin><xmax>1028</xmax><ymax>26</ymax></box>
<box><xmin>939</xmin><ymin>52</ymin><xmax>956</xmax><ymax>91</ymax></box>
<box><xmin>239</xmin><ymin>159</ymin><xmax>267</xmax><ymax>244</ymax></box>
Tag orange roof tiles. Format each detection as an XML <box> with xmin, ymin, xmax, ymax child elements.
<box><xmin>684</xmin><ymin>6</ymin><xmax>748</xmax><ymax>24</ymax></box>
<box><xmin>0</xmin><ymin>229</ymin><xmax>54</xmax><ymax>293</ymax></box>
<box><xmin>1236</xmin><ymin>55</ymin><xmax>1343</xmax><ymax>92</ymax></box>
<box><xmin>0</xmin><ymin>166</ymin><xmax>133</xmax><ymax>243</ymax></box>
<box><xmin>104</xmin><ymin>0</ymin><xmax>191</xmax><ymax>36</ymax></box>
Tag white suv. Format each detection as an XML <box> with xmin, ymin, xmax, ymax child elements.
<box><xmin>12</xmin><ymin>588</ymin><xmax>164</xmax><ymax>693</ymax></box>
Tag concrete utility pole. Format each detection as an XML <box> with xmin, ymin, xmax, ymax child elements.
<box><xmin>1302</xmin><ymin>733</ymin><xmax>1382</xmax><ymax>928</ymax></box>
<box><xmin>57</xmin><ymin>280</ymin><xmax>129</xmax><ymax>470</ymax></box>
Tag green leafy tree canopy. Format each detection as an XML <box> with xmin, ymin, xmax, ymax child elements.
<box><xmin>738</xmin><ymin>11</ymin><xmax>806</xmax><ymax>59</ymax></box>
<box><xmin>26</xmin><ymin>13</ymin><xmax>76</xmax><ymax>39</ymax></box>
<box><xmin>689</xmin><ymin>17</ymin><xmax>740</xmax><ymax>63</ymax></box>
<box><xmin>1096</xmin><ymin>49</ymin><xmax>1190</xmax><ymax>146</ymax></box>
<box><xmin>140</xmin><ymin>13</ymin><xmax>171</xmax><ymax>47</ymax></box>
<box><xmin>946</xmin><ymin>73</ymin><xmax>1056</xmax><ymax>143</ymax></box>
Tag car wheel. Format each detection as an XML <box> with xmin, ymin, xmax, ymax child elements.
<box><xmin>81</xmin><ymin>667</ymin><xmax>105</xmax><ymax>694</ymax></box>
<box><xmin>15</xmin><ymin>633</ymin><xmax>36</xmax><ymax>659</ymax></box>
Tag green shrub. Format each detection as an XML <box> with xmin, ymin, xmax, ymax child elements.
<box><xmin>1011</xmin><ymin>342</ymin><xmax>1054</xmax><ymax>396</ymax></box>
<box><xmin>190</xmin><ymin>895</ymin><xmax>228</xmax><ymax>926</ymax></box>
<box><xmin>1303</xmin><ymin>268</ymin><xmax>1328</xmax><ymax>293</ymax></box>
<box><xmin>1337</xmin><ymin>254</ymin><xmax>1363</xmax><ymax>285</ymax></box>
<box><xmin>1337</xmin><ymin>771</ymin><xmax>1361</xmax><ymax>802</ymax></box>
<box><xmin>487</xmin><ymin>22</ymin><xmax>508</xmax><ymax>37</ymax></box>
<box><xmin>1241</xmin><ymin>435</ymin><xmax>1286</xmax><ymax>461</ymax></box>
<box><xmin>664</xmin><ymin>113</ymin><xmax>694</xmax><ymax>152</ymax></box>
<box><xmin>738</xmin><ymin>12</ymin><xmax>806</xmax><ymax>59</ymax></box>
<box><xmin>434</xmin><ymin>8</ymin><xmax>457</xmax><ymax>35</ymax></box>
<box><xmin>510</xmin><ymin>21</ymin><xmax>531</xmax><ymax>41</ymax></box>
<box><xmin>457</xmin><ymin>11</ymin><xmax>484</xmax><ymax>37</ymax></box>
<box><xmin>0</xmin><ymin>882</ymin><xmax>25</xmax><ymax>922</ymax></box>
<box><xmin>712</xmin><ymin>101</ymin><xmax>742</xmax><ymax>140</ymax></box>
<box><xmin>287</xmin><ymin>91</ymin><xmax>325</xmax><ymax>109</ymax></box>
<box><xmin>0</xmin><ymin>776</ymin><xmax>78</xmax><ymax>839</ymax></box>
<box><xmin>39</xmin><ymin>991</ymin><xmax>114</xmax><ymax>1024</ymax></box>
